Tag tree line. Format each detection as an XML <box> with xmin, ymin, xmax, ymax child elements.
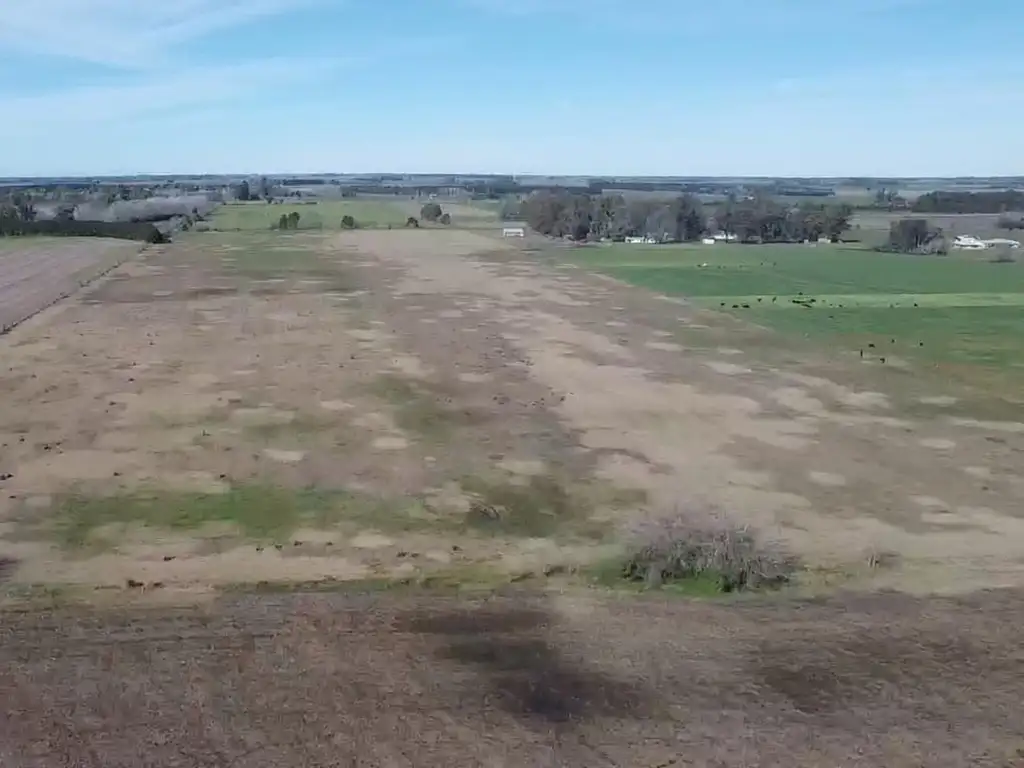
<box><xmin>505</xmin><ymin>192</ymin><xmax>853</xmax><ymax>243</ymax></box>
<box><xmin>912</xmin><ymin>190</ymin><xmax>1024</xmax><ymax>214</ymax></box>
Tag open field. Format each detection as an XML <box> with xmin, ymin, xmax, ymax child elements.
<box><xmin>0</xmin><ymin>238</ymin><xmax>141</xmax><ymax>333</ymax></box>
<box><xmin>2</xmin><ymin>227</ymin><xmax>1024</xmax><ymax>763</ymax></box>
<box><xmin>2</xmin><ymin>590</ymin><xmax>1023</xmax><ymax>767</ymax></box>
<box><xmin>2</xmin><ymin>228</ymin><xmax>1024</xmax><ymax>591</ymax></box>
<box><xmin>209</xmin><ymin>199</ymin><xmax>415</xmax><ymax>231</ymax></box>
<box><xmin>567</xmin><ymin>242</ymin><xmax>1024</xmax><ymax>401</ymax></box>
<box><xmin>210</xmin><ymin>198</ymin><xmax>501</xmax><ymax>232</ymax></box>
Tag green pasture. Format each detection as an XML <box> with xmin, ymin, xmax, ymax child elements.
<box><xmin>569</xmin><ymin>242</ymin><xmax>1024</xmax><ymax>386</ymax></box>
<box><xmin>209</xmin><ymin>200</ymin><xmax>411</xmax><ymax>231</ymax></box>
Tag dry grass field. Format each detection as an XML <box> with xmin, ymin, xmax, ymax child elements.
<box><xmin>1</xmin><ymin>226</ymin><xmax>1023</xmax><ymax>764</ymax></box>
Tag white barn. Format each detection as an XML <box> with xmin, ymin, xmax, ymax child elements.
<box><xmin>502</xmin><ymin>225</ymin><xmax>525</xmax><ymax>237</ymax></box>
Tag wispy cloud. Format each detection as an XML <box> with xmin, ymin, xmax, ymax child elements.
<box><xmin>0</xmin><ymin>57</ymin><xmax>343</xmax><ymax>125</ymax></box>
<box><xmin>0</xmin><ymin>0</ymin><xmax>322</xmax><ymax>68</ymax></box>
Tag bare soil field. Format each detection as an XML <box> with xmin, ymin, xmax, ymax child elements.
<box><xmin>2</xmin><ymin>229</ymin><xmax>1024</xmax><ymax>764</ymax></box>
<box><xmin>0</xmin><ymin>238</ymin><xmax>140</xmax><ymax>333</ymax></box>
<box><xmin>1</xmin><ymin>590</ymin><xmax>1023</xmax><ymax>766</ymax></box>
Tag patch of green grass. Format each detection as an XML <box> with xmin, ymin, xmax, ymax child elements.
<box><xmin>567</xmin><ymin>242</ymin><xmax>1024</xmax><ymax>392</ymax></box>
<box><xmin>585</xmin><ymin>557</ymin><xmax>728</xmax><ymax>597</ymax></box>
<box><xmin>209</xmin><ymin>200</ymin><xmax>411</xmax><ymax>231</ymax></box>
<box><xmin>369</xmin><ymin>374</ymin><xmax>482</xmax><ymax>441</ymax></box>
<box><xmin>458</xmin><ymin>474</ymin><xmax>644</xmax><ymax>539</ymax></box>
<box><xmin>461</xmin><ymin>474</ymin><xmax>577</xmax><ymax>537</ymax></box>
<box><xmin>45</xmin><ymin>486</ymin><xmax>433</xmax><ymax>548</ymax></box>
<box><xmin>50</xmin><ymin>486</ymin><xmax>336</xmax><ymax>546</ymax></box>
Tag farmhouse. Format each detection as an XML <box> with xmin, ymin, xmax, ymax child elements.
<box><xmin>952</xmin><ymin>235</ymin><xmax>987</xmax><ymax>250</ymax></box>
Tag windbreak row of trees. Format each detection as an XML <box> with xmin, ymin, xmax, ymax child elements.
<box><xmin>912</xmin><ymin>190</ymin><xmax>1024</xmax><ymax>214</ymax></box>
<box><xmin>505</xmin><ymin>192</ymin><xmax>854</xmax><ymax>244</ymax></box>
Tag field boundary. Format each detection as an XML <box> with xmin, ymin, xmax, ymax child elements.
<box><xmin>0</xmin><ymin>239</ymin><xmax>146</xmax><ymax>337</ymax></box>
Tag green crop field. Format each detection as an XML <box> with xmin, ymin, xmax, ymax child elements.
<box><xmin>568</xmin><ymin>242</ymin><xmax>1024</xmax><ymax>390</ymax></box>
<box><xmin>209</xmin><ymin>200</ymin><xmax>412</xmax><ymax>231</ymax></box>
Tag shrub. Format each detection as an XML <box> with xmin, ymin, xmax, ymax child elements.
<box><xmin>621</xmin><ymin>513</ymin><xmax>795</xmax><ymax>592</ymax></box>
<box><xmin>440</xmin><ymin>212</ymin><xmax>451</xmax><ymax>225</ymax></box>
<box><xmin>405</xmin><ymin>216</ymin><xmax>420</xmax><ymax>228</ymax></box>
<box><xmin>420</xmin><ymin>202</ymin><xmax>443</xmax><ymax>222</ymax></box>
<box><xmin>340</xmin><ymin>215</ymin><xmax>357</xmax><ymax>229</ymax></box>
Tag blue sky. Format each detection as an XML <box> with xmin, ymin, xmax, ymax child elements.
<box><xmin>0</xmin><ymin>0</ymin><xmax>1021</xmax><ymax>177</ymax></box>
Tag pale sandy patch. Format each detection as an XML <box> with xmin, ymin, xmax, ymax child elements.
<box><xmin>457</xmin><ymin>372</ymin><xmax>492</xmax><ymax>384</ymax></box>
<box><xmin>705</xmin><ymin>361</ymin><xmax>751</xmax><ymax>376</ymax></box>
<box><xmin>919</xmin><ymin>437</ymin><xmax>956</xmax><ymax>450</ymax></box>
<box><xmin>350</xmin><ymin>533</ymin><xmax>395</xmax><ymax>549</ymax></box>
<box><xmin>920</xmin><ymin>395</ymin><xmax>958</xmax><ymax>407</ymax></box>
<box><xmin>808</xmin><ymin>471</ymin><xmax>847</xmax><ymax>488</ymax></box>
<box><xmin>372</xmin><ymin>436</ymin><xmax>409</xmax><ymax>451</ymax></box>
<box><xmin>263</xmin><ymin>448</ymin><xmax>306</xmax><ymax>464</ymax></box>
<box><xmin>319</xmin><ymin>400</ymin><xmax>354</xmax><ymax>412</ymax></box>
<box><xmin>645</xmin><ymin>341</ymin><xmax>683</xmax><ymax>352</ymax></box>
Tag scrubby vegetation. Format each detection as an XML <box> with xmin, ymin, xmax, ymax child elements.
<box><xmin>617</xmin><ymin>514</ymin><xmax>796</xmax><ymax>593</ymax></box>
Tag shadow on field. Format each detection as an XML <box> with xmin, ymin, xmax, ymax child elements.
<box><xmin>397</xmin><ymin>604</ymin><xmax>651</xmax><ymax>724</ymax></box>
<box><xmin>2</xmin><ymin>589</ymin><xmax>1023</xmax><ymax>765</ymax></box>
<box><xmin>0</xmin><ymin>556</ymin><xmax>17</xmax><ymax>584</ymax></box>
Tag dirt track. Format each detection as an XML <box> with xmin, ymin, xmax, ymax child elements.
<box><xmin>2</xmin><ymin>589</ymin><xmax>1023</xmax><ymax>767</ymax></box>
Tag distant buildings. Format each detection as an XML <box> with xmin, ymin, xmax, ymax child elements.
<box><xmin>983</xmin><ymin>237</ymin><xmax>1021</xmax><ymax>249</ymax></box>
<box><xmin>952</xmin><ymin>235</ymin><xmax>1020</xmax><ymax>250</ymax></box>
<box><xmin>952</xmin><ymin>235</ymin><xmax>987</xmax><ymax>250</ymax></box>
<box><xmin>501</xmin><ymin>225</ymin><xmax>525</xmax><ymax>237</ymax></box>
<box><xmin>625</xmin><ymin>236</ymin><xmax>657</xmax><ymax>244</ymax></box>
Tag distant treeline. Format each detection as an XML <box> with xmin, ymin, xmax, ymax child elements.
<box><xmin>266</xmin><ymin>179</ymin><xmax>837</xmax><ymax>200</ymax></box>
<box><xmin>912</xmin><ymin>190</ymin><xmax>1024</xmax><ymax>214</ymax></box>
<box><xmin>506</xmin><ymin>192</ymin><xmax>852</xmax><ymax>243</ymax></box>
<box><xmin>0</xmin><ymin>219</ymin><xmax>168</xmax><ymax>243</ymax></box>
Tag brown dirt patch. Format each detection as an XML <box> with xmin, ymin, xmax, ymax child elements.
<box><xmin>0</xmin><ymin>589</ymin><xmax>1021</xmax><ymax>766</ymax></box>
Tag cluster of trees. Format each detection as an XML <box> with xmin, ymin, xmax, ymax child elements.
<box><xmin>420</xmin><ymin>202</ymin><xmax>451</xmax><ymax>225</ymax></box>
<box><xmin>275</xmin><ymin>212</ymin><xmax>301</xmax><ymax>230</ymax></box>
<box><xmin>884</xmin><ymin>219</ymin><xmax>947</xmax><ymax>254</ymax></box>
<box><xmin>506</xmin><ymin>192</ymin><xmax>853</xmax><ymax>244</ymax></box>
<box><xmin>997</xmin><ymin>214</ymin><xmax>1024</xmax><ymax>231</ymax></box>
<box><xmin>0</xmin><ymin>194</ymin><xmax>37</xmax><ymax>223</ymax></box>
<box><xmin>912</xmin><ymin>190</ymin><xmax>1024</xmax><ymax>214</ymax></box>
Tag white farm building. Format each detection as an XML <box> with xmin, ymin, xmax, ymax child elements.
<box><xmin>952</xmin><ymin>235</ymin><xmax>1021</xmax><ymax>250</ymax></box>
<box><xmin>501</xmin><ymin>225</ymin><xmax>525</xmax><ymax>237</ymax></box>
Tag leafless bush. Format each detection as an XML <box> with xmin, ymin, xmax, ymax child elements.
<box><xmin>622</xmin><ymin>512</ymin><xmax>796</xmax><ymax>592</ymax></box>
